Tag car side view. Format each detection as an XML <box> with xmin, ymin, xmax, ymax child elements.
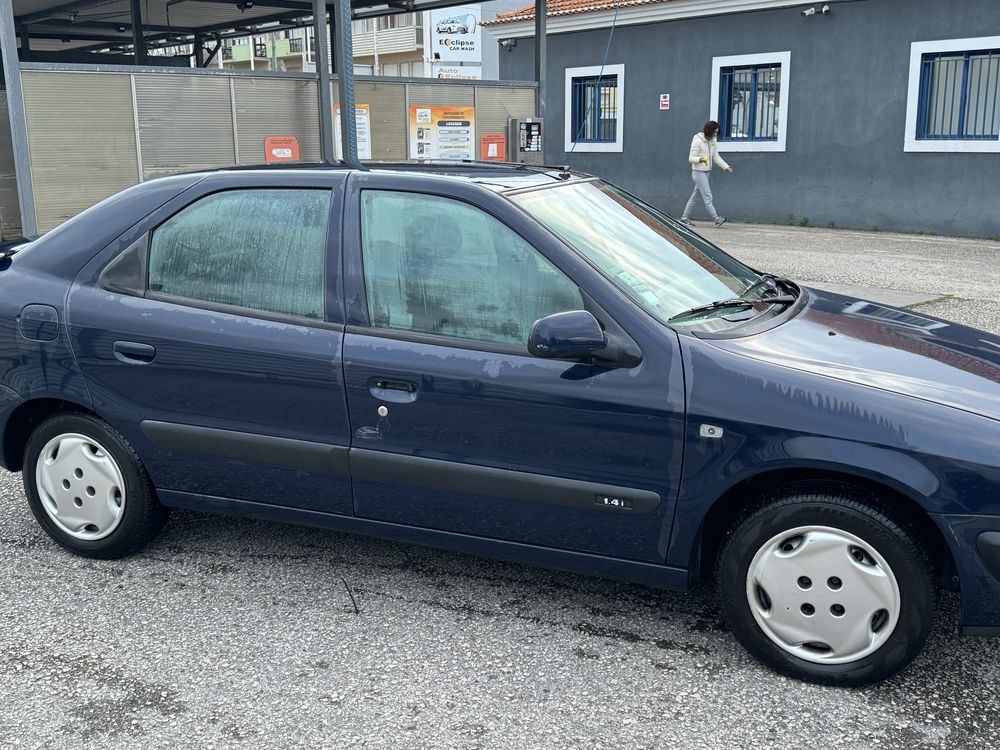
<box><xmin>2</xmin><ymin>163</ymin><xmax>999</xmax><ymax>686</ymax></box>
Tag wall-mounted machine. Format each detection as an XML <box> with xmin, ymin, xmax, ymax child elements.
<box><xmin>508</xmin><ymin>117</ymin><xmax>544</xmax><ymax>164</ymax></box>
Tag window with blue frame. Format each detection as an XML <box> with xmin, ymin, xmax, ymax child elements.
<box><xmin>570</xmin><ymin>74</ymin><xmax>619</xmax><ymax>144</ymax></box>
<box><xmin>917</xmin><ymin>49</ymin><xmax>1000</xmax><ymax>140</ymax></box>
<box><xmin>718</xmin><ymin>64</ymin><xmax>781</xmax><ymax>142</ymax></box>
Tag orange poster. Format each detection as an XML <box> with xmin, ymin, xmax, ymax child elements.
<box><xmin>263</xmin><ymin>136</ymin><xmax>300</xmax><ymax>163</ymax></box>
<box><xmin>409</xmin><ymin>105</ymin><xmax>476</xmax><ymax>159</ymax></box>
<box><xmin>479</xmin><ymin>133</ymin><xmax>506</xmax><ymax>161</ymax></box>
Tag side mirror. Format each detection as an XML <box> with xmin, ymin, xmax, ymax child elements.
<box><xmin>528</xmin><ymin>310</ymin><xmax>608</xmax><ymax>360</ymax></box>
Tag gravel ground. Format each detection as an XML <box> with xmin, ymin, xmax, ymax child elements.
<box><xmin>2</xmin><ymin>225</ymin><xmax>999</xmax><ymax>749</ymax></box>
<box><xmin>700</xmin><ymin>222</ymin><xmax>1000</xmax><ymax>334</ymax></box>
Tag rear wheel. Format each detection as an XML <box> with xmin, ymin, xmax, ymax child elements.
<box><xmin>23</xmin><ymin>413</ymin><xmax>169</xmax><ymax>558</ymax></box>
<box><xmin>717</xmin><ymin>489</ymin><xmax>937</xmax><ymax>685</ymax></box>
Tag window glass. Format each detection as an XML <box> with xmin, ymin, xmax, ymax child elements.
<box><xmin>918</xmin><ymin>49</ymin><xmax>999</xmax><ymax>140</ymax></box>
<box><xmin>719</xmin><ymin>64</ymin><xmax>781</xmax><ymax>141</ymax></box>
<box><xmin>512</xmin><ymin>181</ymin><xmax>758</xmax><ymax>324</ymax></box>
<box><xmin>361</xmin><ymin>191</ymin><xmax>583</xmax><ymax>347</ymax></box>
<box><xmin>571</xmin><ymin>74</ymin><xmax>619</xmax><ymax>143</ymax></box>
<box><xmin>148</xmin><ymin>189</ymin><xmax>330</xmax><ymax>319</ymax></box>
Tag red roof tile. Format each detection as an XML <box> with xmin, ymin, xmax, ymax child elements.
<box><xmin>483</xmin><ymin>0</ymin><xmax>673</xmax><ymax>25</ymax></box>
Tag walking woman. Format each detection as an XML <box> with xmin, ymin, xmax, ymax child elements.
<box><xmin>680</xmin><ymin>120</ymin><xmax>733</xmax><ymax>227</ymax></box>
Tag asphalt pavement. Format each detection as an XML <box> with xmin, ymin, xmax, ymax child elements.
<box><xmin>2</xmin><ymin>224</ymin><xmax>999</xmax><ymax>750</ymax></box>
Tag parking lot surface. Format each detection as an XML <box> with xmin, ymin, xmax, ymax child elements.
<box><xmin>2</xmin><ymin>225</ymin><xmax>999</xmax><ymax>750</ymax></box>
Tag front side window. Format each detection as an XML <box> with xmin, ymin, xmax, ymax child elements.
<box><xmin>719</xmin><ymin>63</ymin><xmax>781</xmax><ymax>142</ymax></box>
<box><xmin>148</xmin><ymin>189</ymin><xmax>330</xmax><ymax>319</ymax></box>
<box><xmin>564</xmin><ymin>64</ymin><xmax>625</xmax><ymax>152</ymax></box>
<box><xmin>917</xmin><ymin>49</ymin><xmax>999</xmax><ymax>140</ymax></box>
<box><xmin>360</xmin><ymin>190</ymin><xmax>583</xmax><ymax>347</ymax></box>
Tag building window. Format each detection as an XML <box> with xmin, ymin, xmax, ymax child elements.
<box><xmin>563</xmin><ymin>64</ymin><xmax>625</xmax><ymax>153</ymax></box>
<box><xmin>710</xmin><ymin>52</ymin><xmax>790</xmax><ymax>153</ymax></box>
<box><xmin>906</xmin><ymin>37</ymin><xmax>1000</xmax><ymax>152</ymax></box>
<box><xmin>718</xmin><ymin>63</ymin><xmax>781</xmax><ymax>142</ymax></box>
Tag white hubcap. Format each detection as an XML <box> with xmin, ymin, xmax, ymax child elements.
<box><xmin>35</xmin><ymin>433</ymin><xmax>126</xmax><ymax>541</ymax></box>
<box><xmin>746</xmin><ymin>525</ymin><xmax>901</xmax><ymax>665</ymax></box>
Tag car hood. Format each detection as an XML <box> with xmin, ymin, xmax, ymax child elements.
<box><xmin>707</xmin><ymin>287</ymin><xmax>1000</xmax><ymax>422</ymax></box>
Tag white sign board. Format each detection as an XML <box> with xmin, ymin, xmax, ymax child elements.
<box><xmin>429</xmin><ymin>4</ymin><xmax>482</xmax><ymax>63</ymax></box>
<box><xmin>432</xmin><ymin>64</ymin><xmax>483</xmax><ymax>80</ymax></box>
<box><xmin>334</xmin><ymin>104</ymin><xmax>372</xmax><ymax>160</ymax></box>
<box><xmin>659</xmin><ymin>93</ymin><xmax>671</xmax><ymax>110</ymax></box>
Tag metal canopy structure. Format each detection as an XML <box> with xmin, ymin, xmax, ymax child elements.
<box><xmin>0</xmin><ymin>0</ymin><xmax>548</xmax><ymax>234</ymax></box>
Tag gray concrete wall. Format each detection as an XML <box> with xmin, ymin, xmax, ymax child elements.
<box><xmin>498</xmin><ymin>0</ymin><xmax>1000</xmax><ymax>238</ymax></box>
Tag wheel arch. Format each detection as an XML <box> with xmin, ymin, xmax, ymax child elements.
<box><xmin>689</xmin><ymin>467</ymin><xmax>957</xmax><ymax>588</ymax></box>
<box><xmin>1</xmin><ymin>397</ymin><xmax>99</xmax><ymax>472</ymax></box>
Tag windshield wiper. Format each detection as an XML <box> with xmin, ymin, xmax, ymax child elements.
<box><xmin>668</xmin><ymin>294</ymin><xmax>797</xmax><ymax>323</ymax></box>
<box><xmin>0</xmin><ymin>236</ymin><xmax>34</xmax><ymax>261</ymax></box>
<box><xmin>740</xmin><ymin>273</ymin><xmax>795</xmax><ymax>300</ymax></box>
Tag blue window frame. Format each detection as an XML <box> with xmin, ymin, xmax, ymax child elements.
<box><xmin>570</xmin><ymin>74</ymin><xmax>618</xmax><ymax>144</ymax></box>
<box><xmin>917</xmin><ymin>49</ymin><xmax>1000</xmax><ymax>140</ymax></box>
<box><xmin>718</xmin><ymin>64</ymin><xmax>781</xmax><ymax>142</ymax></box>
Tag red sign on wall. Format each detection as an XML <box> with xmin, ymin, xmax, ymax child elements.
<box><xmin>479</xmin><ymin>133</ymin><xmax>507</xmax><ymax>161</ymax></box>
<box><xmin>264</xmin><ymin>136</ymin><xmax>300</xmax><ymax>163</ymax></box>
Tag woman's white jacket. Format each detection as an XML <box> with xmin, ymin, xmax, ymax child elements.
<box><xmin>688</xmin><ymin>132</ymin><xmax>730</xmax><ymax>172</ymax></box>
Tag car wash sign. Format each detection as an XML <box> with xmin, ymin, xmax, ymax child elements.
<box><xmin>430</xmin><ymin>4</ymin><xmax>482</xmax><ymax>63</ymax></box>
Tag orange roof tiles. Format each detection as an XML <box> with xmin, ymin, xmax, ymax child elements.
<box><xmin>484</xmin><ymin>0</ymin><xmax>673</xmax><ymax>25</ymax></box>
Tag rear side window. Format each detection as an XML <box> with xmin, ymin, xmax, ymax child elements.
<box><xmin>148</xmin><ymin>189</ymin><xmax>330</xmax><ymax>319</ymax></box>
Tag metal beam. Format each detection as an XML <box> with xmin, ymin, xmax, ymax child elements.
<box><xmin>333</xmin><ymin>0</ymin><xmax>359</xmax><ymax>166</ymax></box>
<box><xmin>0</xmin><ymin>0</ymin><xmax>38</xmax><ymax>237</ymax></box>
<box><xmin>28</xmin><ymin>19</ymin><xmax>198</xmax><ymax>34</ymax></box>
<box><xmin>128</xmin><ymin>0</ymin><xmax>146</xmax><ymax>63</ymax></box>
<box><xmin>312</xmin><ymin>0</ymin><xmax>334</xmax><ymax>163</ymax></box>
<box><xmin>18</xmin><ymin>0</ymin><xmax>119</xmax><ymax>26</ymax></box>
<box><xmin>18</xmin><ymin>31</ymin><xmax>132</xmax><ymax>41</ymax></box>
<box><xmin>534</xmin><ymin>0</ymin><xmax>546</xmax><ymax>119</ymax></box>
<box><xmin>16</xmin><ymin>22</ymin><xmax>29</xmax><ymax>60</ymax></box>
<box><xmin>171</xmin><ymin>0</ymin><xmax>314</xmax><ymax>10</ymax></box>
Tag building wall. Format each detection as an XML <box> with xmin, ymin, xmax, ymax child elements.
<box><xmin>498</xmin><ymin>0</ymin><xmax>1000</xmax><ymax>238</ymax></box>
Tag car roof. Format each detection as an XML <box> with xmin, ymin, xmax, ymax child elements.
<box><xmin>192</xmin><ymin>161</ymin><xmax>593</xmax><ymax>193</ymax></box>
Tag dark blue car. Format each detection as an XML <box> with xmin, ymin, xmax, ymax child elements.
<box><xmin>2</xmin><ymin>163</ymin><xmax>999</xmax><ymax>685</ymax></box>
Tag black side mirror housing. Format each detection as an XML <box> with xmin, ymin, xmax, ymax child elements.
<box><xmin>528</xmin><ymin>310</ymin><xmax>608</xmax><ymax>360</ymax></box>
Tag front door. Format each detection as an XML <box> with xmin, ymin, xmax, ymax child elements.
<box><xmin>341</xmin><ymin>174</ymin><xmax>685</xmax><ymax>562</ymax></box>
<box><xmin>67</xmin><ymin>175</ymin><xmax>353</xmax><ymax>515</ymax></box>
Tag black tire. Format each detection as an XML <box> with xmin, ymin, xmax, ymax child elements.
<box><xmin>716</xmin><ymin>486</ymin><xmax>937</xmax><ymax>686</ymax></box>
<box><xmin>23</xmin><ymin>413</ymin><xmax>169</xmax><ymax>559</ymax></box>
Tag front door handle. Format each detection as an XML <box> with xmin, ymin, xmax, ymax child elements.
<box><xmin>113</xmin><ymin>340</ymin><xmax>156</xmax><ymax>364</ymax></box>
<box><xmin>369</xmin><ymin>377</ymin><xmax>419</xmax><ymax>403</ymax></box>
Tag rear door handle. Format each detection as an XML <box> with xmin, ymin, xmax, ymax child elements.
<box><xmin>113</xmin><ymin>340</ymin><xmax>156</xmax><ymax>364</ymax></box>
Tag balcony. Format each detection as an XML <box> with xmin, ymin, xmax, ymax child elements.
<box><xmin>352</xmin><ymin>26</ymin><xmax>423</xmax><ymax>56</ymax></box>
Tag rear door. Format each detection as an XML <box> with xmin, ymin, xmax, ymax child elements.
<box><xmin>67</xmin><ymin>171</ymin><xmax>353</xmax><ymax>514</ymax></box>
<box><xmin>341</xmin><ymin>172</ymin><xmax>686</xmax><ymax>562</ymax></box>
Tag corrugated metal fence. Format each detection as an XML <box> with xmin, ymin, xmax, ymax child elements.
<box><xmin>19</xmin><ymin>68</ymin><xmax>536</xmax><ymax>233</ymax></box>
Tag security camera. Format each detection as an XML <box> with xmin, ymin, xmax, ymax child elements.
<box><xmin>499</xmin><ymin>38</ymin><xmax>517</xmax><ymax>50</ymax></box>
<box><xmin>801</xmin><ymin>6</ymin><xmax>816</xmax><ymax>16</ymax></box>
<box><xmin>820</xmin><ymin>3</ymin><xmax>831</xmax><ymax>13</ymax></box>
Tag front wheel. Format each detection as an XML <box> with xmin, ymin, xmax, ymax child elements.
<box><xmin>717</xmin><ymin>489</ymin><xmax>937</xmax><ymax>686</ymax></box>
<box><xmin>23</xmin><ymin>413</ymin><xmax>169</xmax><ymax>559</ymax></box>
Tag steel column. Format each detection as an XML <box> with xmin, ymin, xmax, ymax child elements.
<box><xmin>0</xmin><ymin>0</ymin><xmax>38</xmax><ymax>237</ymax></box>
<box><xmin>193</xmin><ymin>32</ymin><xmax>206</xmax><ymax>66</ymax></box>
<box><xmin>534</xmin><ymin>0</ymin><xmax>546</xmax><ymax>119</ymax></box>
<box><xmin>333</xmin><ymin>0</ymin><xmax>359</xmax><ymax>166</ymax></box>
<box><xmin>312</xmin><ymin>0</ymin><xmax>335</xmax><ymax>163</ymax></box>
<box><xmin>129</xmin><ymin>0</ymin><xmax>147</xmax><ymax>63</ymax></box>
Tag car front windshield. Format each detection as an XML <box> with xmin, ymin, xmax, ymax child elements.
<box><xmin>510</xmin><ymin>180</ymin><xmax>760</xmax><ymax>325</ymax></box>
